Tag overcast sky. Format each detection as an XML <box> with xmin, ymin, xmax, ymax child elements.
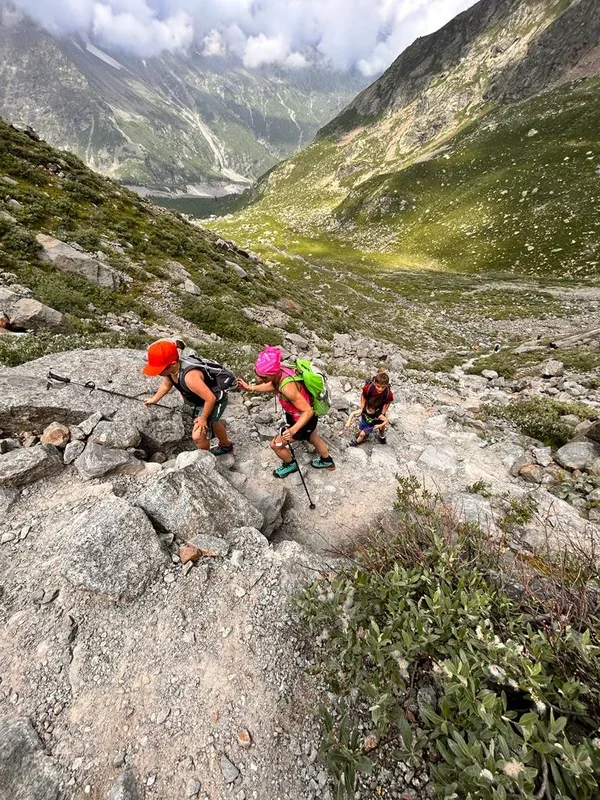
<box><xmin>8</xmin><ymin>0</ymin><xmax>479</xmax><ymax>75</ymax></box>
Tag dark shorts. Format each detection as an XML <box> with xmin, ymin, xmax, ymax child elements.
<box><xmin>359</xmin><ymin>415</ymin><xmax>384</xmax><ymax>436</ymax></box>
<box><xmin>193</xmin><ymin>394</ymin><xmax>228</xmax><ymax>436</ymax></box>
<box><xmin>284</xmin><ymin>411</ymin><xmax>318</xmax><ymax>442</ymax></box>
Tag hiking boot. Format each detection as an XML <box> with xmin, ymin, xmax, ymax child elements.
<box><xmin>210</xmin><ymin>443</ymin><xmax>234</xmax><ymax>456</ymax></box>
<box><xmin>349</xmin><ymin>436</ymin><xmax>364</xmax><ymax>447</ymax></box>
<box><xmin>273</xmin><ymin>461</ymin><xmax>298</xmax><ymax>479</ymax></box>
<box><xmin>377</xmin><ymin>431</ymin><xmax>387</xmax><ymax>445</ymax></box>
<box><xmin>311</xmin><ymin>455</ymin><xmax>335</xmax><ymax>470</ymax></box>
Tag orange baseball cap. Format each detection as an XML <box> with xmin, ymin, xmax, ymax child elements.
<box><xmin>142</xmin><ymin>339</ymin><xmax>179</xmax><ymax>376</ymax></box>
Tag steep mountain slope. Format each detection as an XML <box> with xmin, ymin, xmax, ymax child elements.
<box><xmin>215</xmin><ymin>0</ymin><xmax>599</xmax><ymax>282</ymax></box>
<box><xmin>0</xmin><ymin>5</ymin><xmax>366</xmax><ymax>193</ymax></box>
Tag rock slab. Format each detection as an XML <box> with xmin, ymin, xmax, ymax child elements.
<box><xmin>0</xmin><ymin>716</ymin><xmax>59</xmax><ymax>800</ymax></box>
<box><xmin>555</xmin><ymin>440</ymin><xmax>600</xmax><ymax>471</ymax></box>
<box><xmin>62</xmin><ymin>495</ymin><xmax>167</xmax><ymax>600</ymax></box>
<box><xmin>0</xmin><ymin>444</ymin><xmax>63</xmax><ymax>487</ymax></box>
<box><xmin>75</xmin><ymin>442</ymin><xmax>136</xmax><ymax>480</ymax></box>
<box><xmin>36</xmin><ymin>234</ymin><xmax>123</xmax><ymax>290</ymax></box>
<box><xmin>137</xmin><ymin>459</ymin><xmax>263</xmax><ymax>540</ymax></box>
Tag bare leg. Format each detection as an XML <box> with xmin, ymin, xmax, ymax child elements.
<box><xmin>192</xmin><ymin>426</ymin><xmax>210</xmax><ymax>451</ymax></box>
<box><xmin>309</xmin><ymin>431</ymin><xmax>330</xmax><ymax>458</ymax></box>
<box><xmin>212</xmin><ymin>421</ymin><xmax>232</xmax><ymax>447</ymax></box>
<box><xmin>270</xmin><ymin>437</ymin><xmax>293</xmax><ymax>463</ymax></box>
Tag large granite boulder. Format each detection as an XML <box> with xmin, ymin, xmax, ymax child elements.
<box><xmin>61</xmin><ymin>495</ymin><xmax>167</xmax><ymax>600</ymax></box>
<box><xmin>0</xmin><ymin>349</ymin><xmax>184</xmax><ymax>450</ymax></box>
<box><xmin>555</xmin><ymin>440</ymin><xmax>600</xmax><ymax>471</ymax></box>
<box><xmin>10</xmin><ymin>298</ymin><xmax>69</xmax><ymax>333</ymax></box>
<box><xmin>36</xmin><ymin>234</ymin><xmax>124</xmax><ymax>290</ymax></box>
<box><xmin>0</xmin><ymin>716</ymin><xmax>59</xmax><ymax>800</ymax></box>
<box><xmin>136</xmin><ymin>451</ymin><xmax>263</xmax><ymax>540</ymax></box>
<box><xmin>0</xmin><ymin>444</ymin><xmax>63</xmax><ymax>487</ymax></box>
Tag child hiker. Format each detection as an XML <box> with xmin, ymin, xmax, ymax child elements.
<box><xmin>237</xmin><ymin>345</ymin><xmax>335</xmax><ymax>478</ymax></box>
<box><xmin>345</xmin><ymin>368</ymin><xmax>393</xmax><ymax>446</ymax></box>
<box><xmin>142</xmin><ymin>339</ymin><xmax>235</xmax><ymax>454</ymax></box>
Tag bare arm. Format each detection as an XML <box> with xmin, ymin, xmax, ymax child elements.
<box><xmin>345</xmin><ymin>409</ymin><xmax>361</xmax><ymax>428</ymax></box>
<box><xmin>145</xmin><ymin>377</ymin><xmax>173</xmax><ymax>406</ymax></box>
<box><xmin>237</xmin><ymin>378</ymin><xmax>275</xmax><ymax>393</ymax></box>
<box><xmin>184</xmin><ymin>370</ymin><xmax>217</xmax><ymax>433</ymax></box>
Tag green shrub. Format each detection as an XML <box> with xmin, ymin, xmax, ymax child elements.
<box><xmin>180</xmin><ymin>296</ymin><xmax>283</xmax><ymax>346</ymax></box>
<box><xmin>484</xmin><ymin>397</ymin><xmax>598</xmax><ymax>448</ymax></box>
<box><xmin>295</xmin><ymin>479</ymin><xmax>600</xmax><ymax>799</ymax></box>
<box><xmin>0</xmin><ymin>223</ymin><xmax>39</xmax><ymax>260</ymax></box>
<box><xmin>464</xmin><ymin>479</ymin><xmax>493</xmax><ymax>498</ymax></box>
<box><xmin>0</xmin><ymin>330</ymin><xmax>150</xmax><ymax>367</ymax></box>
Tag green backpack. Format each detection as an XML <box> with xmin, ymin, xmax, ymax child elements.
<box><xmin>280</xmin><ymin>359</ymin><xmax>331</xmax><ymax>417</ymax></box>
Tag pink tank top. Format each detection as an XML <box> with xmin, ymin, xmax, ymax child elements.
<box><xmin>277</xmin><ymin>367</ymin><xmax>311</xmax><ymax>421</ymax></box>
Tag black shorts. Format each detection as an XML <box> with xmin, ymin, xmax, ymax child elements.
<box><xmin>284</xmin><ymin>412</ymin><xmax>318</xmax><ymax>441</ymax></box>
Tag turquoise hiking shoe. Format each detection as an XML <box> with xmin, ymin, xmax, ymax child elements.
<box><xmin>273</xmin><ymin>461</ymin><xmax>299</xmax><ymax>479</ymax></box>
<box><xmin>311</xmin><ymin>456</ymin><xmax>335</xmax><ymax>470</ymax></box>
<box><xmin>210</xmin><ymin>443</ymin><xmax>234</xmax><ymax>456</ymax></box>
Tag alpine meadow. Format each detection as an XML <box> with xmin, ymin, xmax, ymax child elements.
<box><xmin>1</xmin><ymin>1</ymin><xmax>600</xmax><ymax>799</ymax></box>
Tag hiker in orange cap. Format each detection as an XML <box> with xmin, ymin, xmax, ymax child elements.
<box><xmin>143</xmin><ymin>340</ymin><xmax>236</xmax><ymax>454</ymax></box>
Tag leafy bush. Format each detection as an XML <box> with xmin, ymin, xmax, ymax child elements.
<box><xmin>0</xmin><ymin>330</ymin><xmax>150</xmax><ymax>367</ymax></box>
<box><xmin>0</xmin><ymin>221</ymin><xmax>39</xmax><ymax>260</ymax></box>
<box><xmin>295</xmin><ymin>479</ymin><xmax>600</xmax><ymax>799</ymax></box>
<box><xmin>484</xmin><ymin>397</ymin><xmax>598</xmax><ymax>448</ymax></box>
<box><xmin>464</xmin><ymin>479</ymin><xmax>493</xmax><ymax>498</ymax></box>
<box><xmin>180</xmin><ymin>296</ymin><xmax>283</xmax><ymax>346</ymax></box>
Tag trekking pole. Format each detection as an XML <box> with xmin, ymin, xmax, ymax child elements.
<box><xmin>46</xmin><ymin>371</ymin><xmax>173</xmax><ymax>410</ymax></box>
<box><xmin>288</xmin><ymin>443</ymin><xmax>316</xmax><ymax>510</ymax></box>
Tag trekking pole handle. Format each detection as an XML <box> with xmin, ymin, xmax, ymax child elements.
<box><xmin>47</xmin><ymin>371</ymin><xmax>71</xmax><ymax>384</ymax></box>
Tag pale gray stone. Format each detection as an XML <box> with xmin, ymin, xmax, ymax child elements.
<box><xmin>0</xmin><ymin>444</ymin><xmax>63</xmax><ymax>487</ymax></box>
<box><xmin>417</xmin><ymin>444</ymin><xmax>457</xmax><ymax>474</ymax></box>
<box><xmin>541</xmin><ymin>360</ymin><xmax>564</xmax><ymax>378</ymax></box>
<box><xmin>36</xmin><ymin>234</ymin><xmax>123</xmax><ymax>290</ymax></box>
<box><xmin>220</xmin><ymin>754</ymin><xmax>240</xmax><ymax>783</ymax></box>
<box><xmin>189</xmin><ymin>535</ymin><xmax>229</xmax><ymax>556</ymax></box>
<box><xmin>136</xmin><ymin>458</ymin><xmax>263</xmax><ymax>541</ymax></box>
<box><xmin>89</xmin><ymin>417</ymin><xmax>141</xmax><ymax>449</ymax></box>
<box><xmin>449</xmin><ymin>492</ymin><xmax>495</xmax><ymax>529</ymax></box>
<box><xmin>226</xmin><ymin>260</ymin><xmax>247</xmax><ymax>279</ymax></box>
<box><xmin>0</xmin><ymin>486</ymin><xmax>19</xmax><ymax>513</ymax></box>
<box><xmin>555</xmin><ymin>440</ymin><xmax>600</xmax><ymax>471</ymax></box>
<box><xmin>75</xmin><ymin>442</ymin><xmax>135</xmax><ymax>480</ymax></box>
<box><xmin>63</xmin><ymin>440</ymin><xmax>85</xmax><ymax>464</ymax></box>
<box><xmin>182</xmin><ymin>278</ymin><xmax>201</xmax><ymax>295</ymax></box>
<box><xmin>532</xmin><ymin>446</ymin><xmax>552</xmax><ymax>467</ymax></box>
<box><xmin>10</xmin><ymin>298</ymin><xmax>69</xmax><ymax>332</ymax></box>
<box><xmin>62</xmin><ymin>495</ymin><xmax>167</xmax><ymax>601</ymax></box>
<box><xmin>78</xmin><ymin>412</ymin><xmax>103</xmax><ymax>437</ymax></box>
<box><xmin>107</xmin><ymin>770</ymin><xmax>140</xmax><ymax>800</ymax></box>
<box><xmin>0</xmin><ymin>716</ymin><xmax>59</xmax><ymax>800</ymax></box>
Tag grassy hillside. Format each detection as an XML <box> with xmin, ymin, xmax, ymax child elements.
<box><xmin>213</xmin><ymin>78</ymin><xmax>599</xmax><ymax>282</ymax></box>
<box><xmin>0</xmin><ymin>118</ymin><xmax>364</xmax><ymax>366</ymax></box>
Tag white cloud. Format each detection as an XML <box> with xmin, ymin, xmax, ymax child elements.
<box><xmin>92</xmin><ymin>6</ymin><xmax>193</xmax><ymax>57</ymax></box>
<box><xmin>9</xmin><ymin>0</ymin><xmax>479</xmax><ymax>72</ymax></box>
<box><xmin>201</xmin><ymin>28</ymin><xmax>225</xmax><ymax>57</ymax></box>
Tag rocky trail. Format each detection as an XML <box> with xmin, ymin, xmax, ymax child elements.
<box><xmin>1</xmin><ymin>337</ymin><xmax>600</xmax><ymax>800</ymax></box>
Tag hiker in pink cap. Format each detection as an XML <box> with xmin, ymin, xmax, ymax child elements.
<box><xmin>238</xmin><ymin>345</ymin><xmax>335</xmax><ymax>478</ymax></box>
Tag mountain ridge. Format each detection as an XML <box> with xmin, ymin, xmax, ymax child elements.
<box><xmin>0</xmin><ymin>4</ymin><xmax>367</xmax><ymax>193</ymax></box>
